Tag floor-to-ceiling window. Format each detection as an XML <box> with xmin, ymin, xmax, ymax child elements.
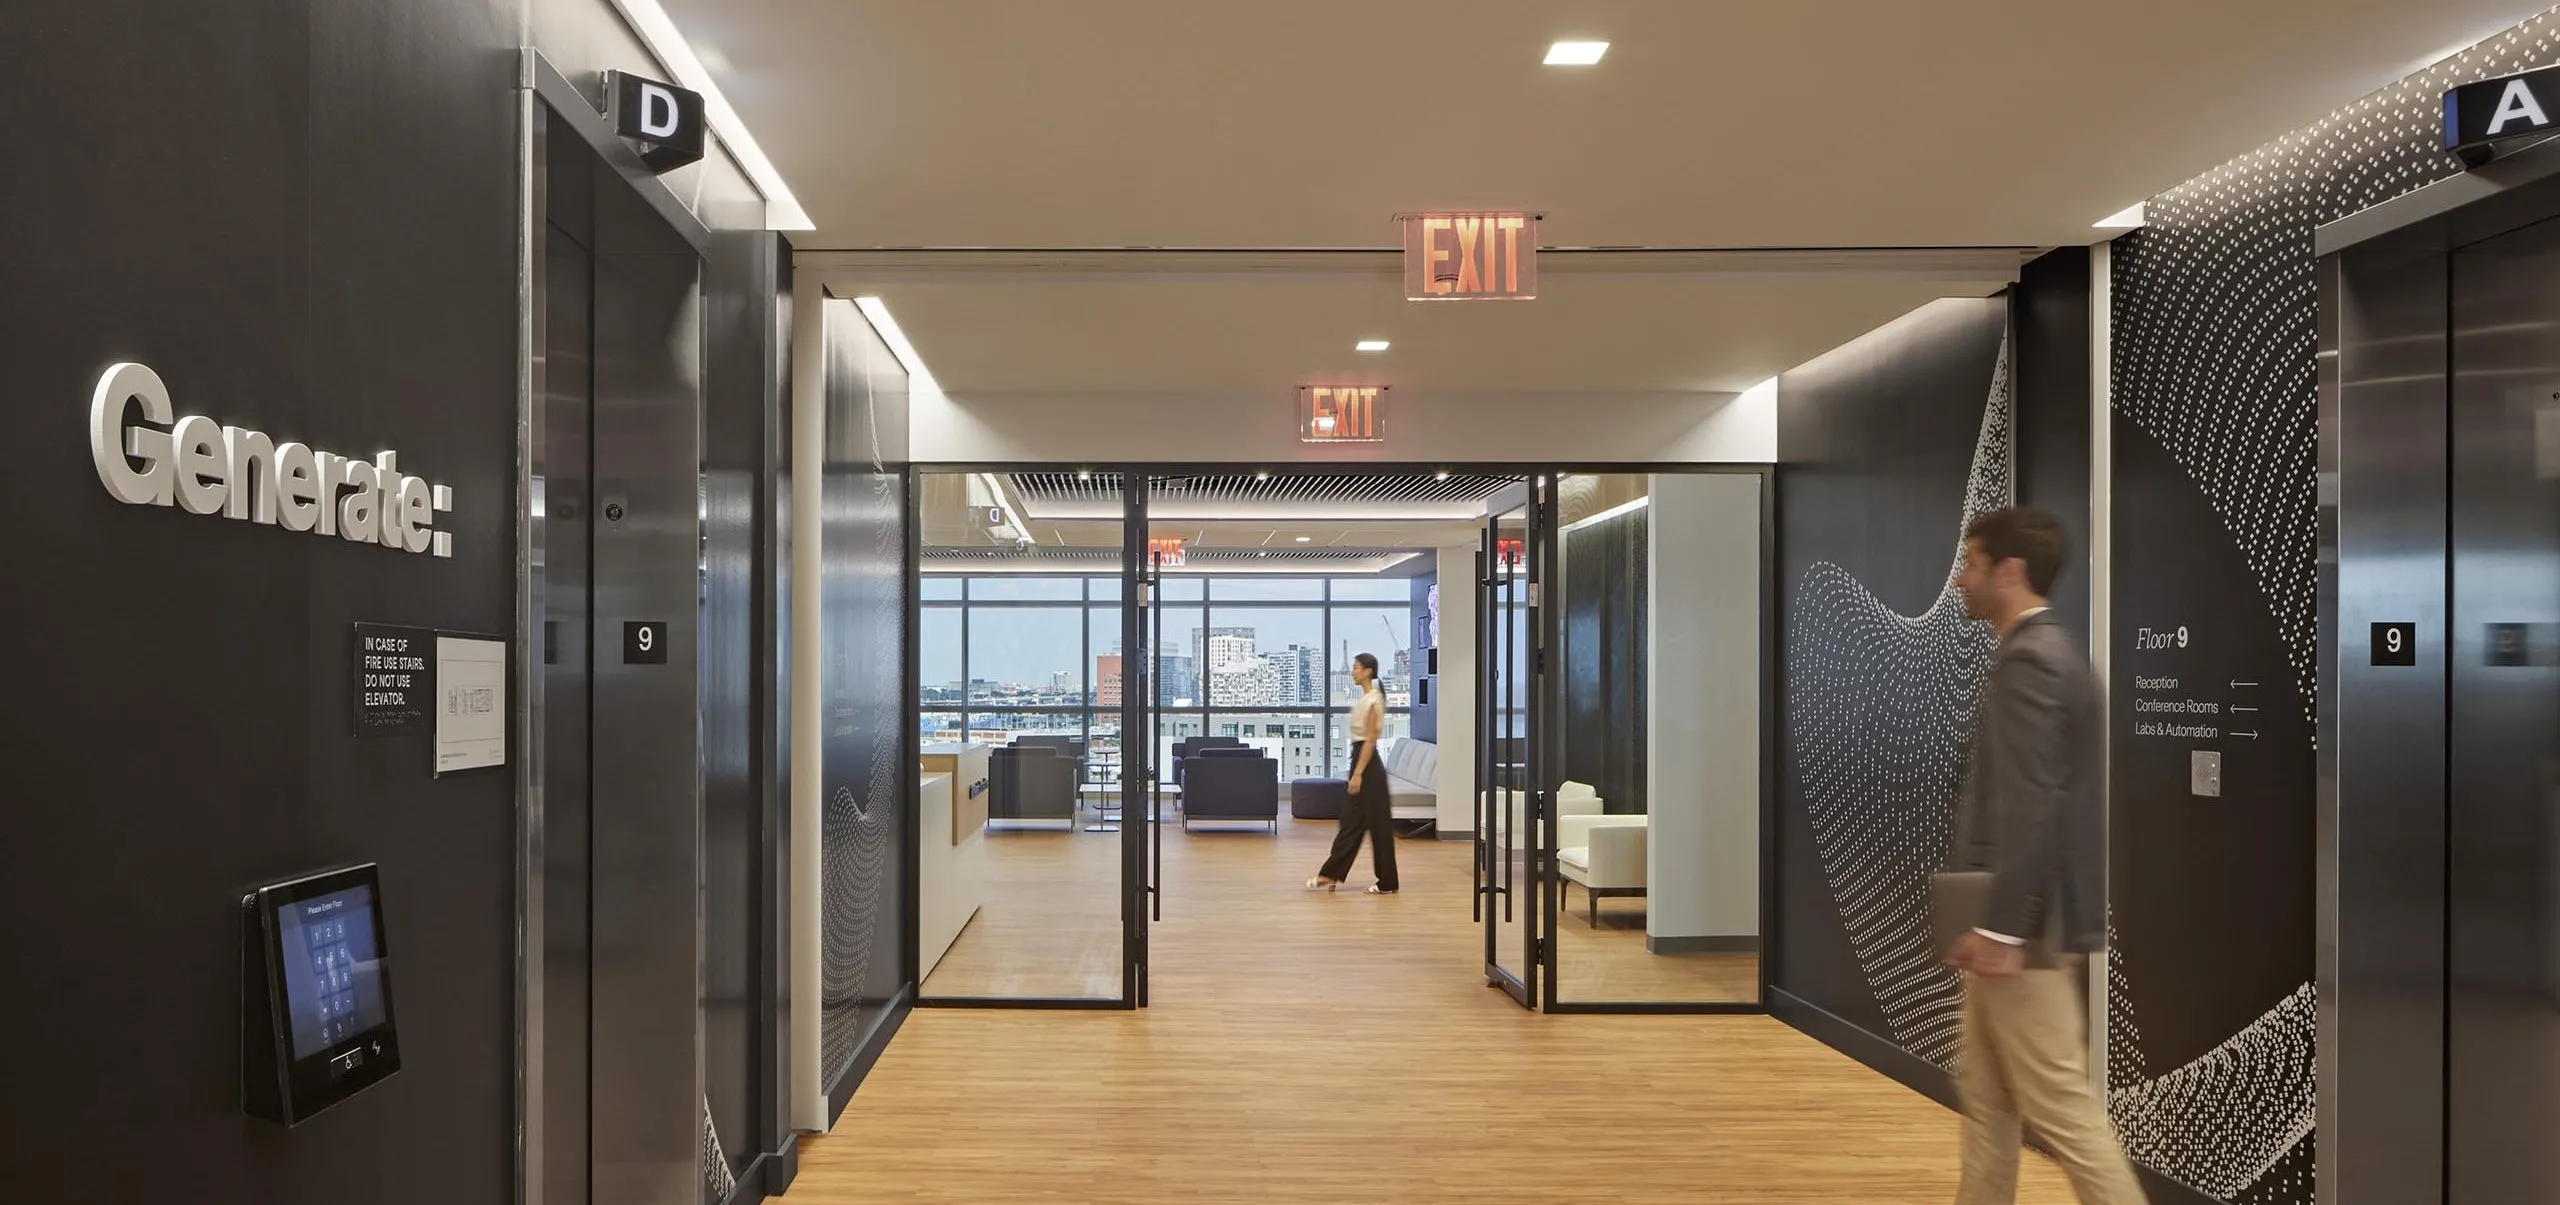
<box><xmin>920</xmin><ymin>574</ymin><xmax>1414</xmax><ymax>781</ymax></box>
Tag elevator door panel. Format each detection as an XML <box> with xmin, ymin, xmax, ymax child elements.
<box><xmin>2449</xmin><ymin>215</ymin><xmax>2560</xmax><ymax>1205</ymax></box>
<box><xmin>539</xmin><ymin>221</ymin><xmax>594</xmax><ymax>1205</ymax></box>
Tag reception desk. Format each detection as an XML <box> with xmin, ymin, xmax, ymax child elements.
<box><xmin>921</xmin><ymin>742</ymin><xmax>992</xmax><ymax>843</ymax></box>
<box><xmin>917</xmin><ymin>743</ymin><xmax>993</xmax><ymax>977</ymax></box>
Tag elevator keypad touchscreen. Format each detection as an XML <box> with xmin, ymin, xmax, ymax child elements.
<box><xmin>243</xmin><ymin>864</ymin><xmax>401</xmax><ymax>1123</ymax></box>
<box><xmin>278</xmin><ymin>886</ymin><xmax>386</xmax><ymax>1058</ymax></box>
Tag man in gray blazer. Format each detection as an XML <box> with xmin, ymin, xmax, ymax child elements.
<box><xmin>1945</xmin><ymin>507</ymin><xmax>2145</xmax><ymax>1205</ymax></box>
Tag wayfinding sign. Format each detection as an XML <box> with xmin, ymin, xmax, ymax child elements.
<box><xmin>2445</xmin><ymin>66</ymin><xmax>2560</xmax><ymax>161</ymax></box>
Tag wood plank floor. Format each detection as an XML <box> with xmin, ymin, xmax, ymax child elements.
<box><xmin>921</xmin><ymin>812</ymin><xmax>1759</xmax><ymax>1003</ymax></box>
<box><xmin>814</xmin><ymin>815</ymin><xmax>2077</xmax><ymax>1202</ymax></box>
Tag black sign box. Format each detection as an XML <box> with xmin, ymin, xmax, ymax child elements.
<box><xmin>605</xmin><ymin>70</ymin><xmax>705</xmax><ymax>173</ymax></box>
<box><xmin>2444</xmin><ymin>65</ymin><xmax>2560</xmax><ymax>157</ymax></box>
<box><xmin>624</xmin><ymin>620</ymin><xmax>670</xmax><ymax>664</ymax></box>
<box><xmin>2371</xmin><ymin>622</ymin><xmax>2417</xmax><ymax>666</ymax></box>
<box><xmin>2487</xmin><ymin>622</ymin><xmax>2531</xmax><ymax>667</ymax></box>
<box><xmin>353</xmin><ymin>624</ymin><xmax>433</xmax><ymax>736</ymax></box>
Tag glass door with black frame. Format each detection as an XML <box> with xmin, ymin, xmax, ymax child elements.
<box><xmin>1481</xmin><ymin>491</ymin><xmax>1542</xmax><ymax>1007</ymax></box>
<box><xmin>1125</xmin><ymin>475</ymin><xmax>1159</xmax><ymax>1008</ymax></box>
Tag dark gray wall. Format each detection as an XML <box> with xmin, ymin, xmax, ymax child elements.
<box><xmin>701</xmin><ymin>233</ymin><xmax>793</xmax><ymax>1179</ymax></box>
<box><xmin>1773</xmin><ymin>263</ymin><xmax>2100</xmax><ymax>1102</ymax></box>
<box><xmin>1773</xmin><ymin>298</ymin><xmax>2009</xmax><ymax>1093</ymax></box>
<box><xmin>2090</xmin><ymin>17</ymin><xmax>2560</xmax><ymax>1203</ymax></box>
<box><xmin>1564</xmin><ymin>508</ymin><xmax>1648</xmax><ymax>814</ymax></box>
<box><xmin>2018</xmin><ymin>247</ymin><xmax>2092</xmax><ymax>644</ymax></box>
<box><xmin>817</xmin><ymin>304</ymin><xmax>911</xmax><ymax>1106</ymax></box>
<box><xmin>1408</xmin><ymin>572</ymin><xmax>1438</xmax><ymax>742</ymax></box>
<box><xmin>3</xmin><ymin>0</ymin><xmax>520</xmax><ymax>1200</ymax></box>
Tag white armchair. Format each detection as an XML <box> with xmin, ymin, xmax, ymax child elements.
<box><xmin>1488</xmin><ymin>780</ymin><xmax>1604</xmax><ymax>836</ymax></box>
<box><xmin>1556</xmin><ymin>813</ymin><xmax>1648</xmax><ymax>927</ymax></box>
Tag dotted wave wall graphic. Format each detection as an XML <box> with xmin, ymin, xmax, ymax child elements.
<box><xmin>2105</xmin><ymin>932</ymin><xmax>2318</xmax><ymax>1203</ymax></box>
<box><xmin>700</xmin><ymin>1098</ymin><xmax>738</xmax><ymax>1202</ymax></box>
<box><xmin>1787</xmin><ymin>334</ymin><xmax>2011</xmax><ymax>1067</ymax></box>
<box><xmin>818</xmin><ymin>469</ymin><xmax>904</xmax><ymax>1088</ymax></box>
<box><xmin>2106</xmin><ymin>14</ymin><xmax>2560</xmax><ymax>1203</ymax></box>
<box><xmin>2112</xmin><ymin>10</ymin><xmax>2560</xmax><ymax>719</ymax></box>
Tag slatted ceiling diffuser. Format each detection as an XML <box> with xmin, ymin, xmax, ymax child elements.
<box><xmin>921</xmin><ymin>547</ymin><xmax>1415</xmax><ymax>565</ymax></box>
<box><xmin>1009</xmin><ymin>471</ymin><xmax>1518</xmax><ymax>507</ymax></box>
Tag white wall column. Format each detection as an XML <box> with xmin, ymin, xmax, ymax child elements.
<box><xmin>1645</xmin><ymin>473</ymin><xmax>1762</xmax><ymax>949</ymax></box>
<box><xmin>1433</xmin><ymin>545</ymin><xmax>1478</xmax><ymax>835</ymax></box>
<box><xmin>785</xmin><ymin>272</ymin><xmax>827</xmax><ymax>1132</ymax></box>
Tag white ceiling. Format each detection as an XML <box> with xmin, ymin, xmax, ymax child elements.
<box><xmin>671</xmin><ymin>0</ymin><xmax>2540</xmax><ymax>248</ymax></box>
<box><xmin>662</xmin><ymin>0</ymin><xmax>2547</xmax><ymax>403</ymax></box>
<box><xmin>814</xmin><ymin>264</ymin><xmax>2002</xmax><ymax>394</ymax></box>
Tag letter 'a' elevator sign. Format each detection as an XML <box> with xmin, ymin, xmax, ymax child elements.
<box><xmin>606</xmin><ymin>70</ymin><xmax>706</xmax><ymax>173</ymax></box>
<box><xmin>2445</xmin><ymin>66</ymin><xmax>2560</xmax><ymax>164</ymax></box>
<box><xmin>1401</xmin><ymin>213</ymin><xmax>1536</xmax><ymax>300</ymax></box>
<box><xmin>1300</xmin><ymin>386</ymin><xmax>1385</xmax><ymax>443</ymax></box>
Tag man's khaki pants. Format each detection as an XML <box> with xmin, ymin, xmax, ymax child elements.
<box><xmin>1958</xmin><ymin>962</ymin><xmax>2147</xmax><ymax>1205</ymax></box>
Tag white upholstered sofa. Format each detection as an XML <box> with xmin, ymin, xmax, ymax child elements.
<box><xmin>1379</xmin><ymin>738</ymin><xmax>1439</xmax><ymax>822</ymax></box>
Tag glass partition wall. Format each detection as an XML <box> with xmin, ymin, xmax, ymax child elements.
<box><xmin>910</xmin><ymin>466</ymin><xmax>1770</xmax><ymax>1016</ymax></box>
<box><xmin>1544</xmin><ymin>472</ymin><xmax>1767</xmax><ymax>1010</ymax></box>
<box><xmin>912</xmin><ymin>471</ymin><xmax>1135</xmax><ymax>1005</ymax></box>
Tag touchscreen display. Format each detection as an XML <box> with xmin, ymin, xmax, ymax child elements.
<box><xmin>274</xmin><ymin>884</ymin><xmax>388</xmax><ymax>1058</ymax></box>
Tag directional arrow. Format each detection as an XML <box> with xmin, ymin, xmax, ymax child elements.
<box><xmin>2230</xmin><ymin>730</ymin><xmax>2260</xmax><ymax>740</ymax></box>
<box><xmin>2231</xmin><ymin>705</ymin><xmax>2259</xmax><ymax>713</ymax></box>
<box><xmin>2230</xmin><ymin>680</ymin><xmax>2259</xmax><ymax>689</ymax></box>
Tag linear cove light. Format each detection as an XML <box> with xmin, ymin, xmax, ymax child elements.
<box><xmin>2095</xmin><ymin>202</ymin><xmax>2148</xmax><ymax>230</ymax></box>
<box><xmin>1544</xmin><ymin>41</ymin><xmax>1609</xmax><ymax>66</ymax></box>
<box><xmin>1355</xmin><ymin>339</ymin><xmax>1391</xmax><ymax>352</ymax></box>
<box><xmin>609</xmin><ymin>0</ymin><xmax>814</xmax><ymax>230</ymax></box>
<box><xmin>852</xmin><ymin>297</ymin><xmax>940</xmax><ymax>392</ymax></box>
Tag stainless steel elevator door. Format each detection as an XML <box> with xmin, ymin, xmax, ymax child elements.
<box><xmin>538</xmin><ymin>217</ymin><xmax>595</xmax><ymax>1205</ymax></box>
<box><xmin>2449</xmin><ymin>215</ymin><xmax>2560</xmax><ymax>1204</ymax></box>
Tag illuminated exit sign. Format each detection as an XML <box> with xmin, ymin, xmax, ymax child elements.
<box><xmin>1147</xmin><ymin>537</ymin><xmax>1186</xmax><ymax>567</ymax></box>
<box><xmin>1300</xmin><ymin>386</ymin><xmax>1386</xmax><ymax>443</ymax></box>
<box><xmin>1401</xmin><ymin>213</ymin><xmax>1536</xmax><ymax>300</ymax></box>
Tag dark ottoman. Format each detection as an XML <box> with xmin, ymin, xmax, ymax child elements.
<box><xmin>1290</xmin><ymin>777</ymin><xmax>1347</xmax><ymax>820</ymax></box>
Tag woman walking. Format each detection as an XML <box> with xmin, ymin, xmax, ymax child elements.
<box><xmin>1309</xmin><ymin>652</ymin><xmax>1399</xmax><ymax>895</ymax></box>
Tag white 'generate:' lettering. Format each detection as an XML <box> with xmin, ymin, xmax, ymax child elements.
<box><xmin>89</xmin><ymin>362</ymin><xmax>453</xmax><ymax>556</ymax></box>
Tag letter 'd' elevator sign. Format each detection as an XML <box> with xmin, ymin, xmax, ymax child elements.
<box><xmin>607</xmin><ymin>71</ymin><xmax>705</xmax><ymax>173</ymax></box>
<box><xmin>1300</xmin><ymin>386</ymin><xmax>1385</xmax><ymax>443</ymax></box>
<box><xmin>1401</xmin><ymin>213</ymin><xmax>1536</xmax><ymax>300</ymax></box>
<box><xmin>2445</xmin><ymin>66</ymin><xmax>2560</xmax><ymax>163</ymax></box>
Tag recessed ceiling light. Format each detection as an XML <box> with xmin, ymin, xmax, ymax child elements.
<box><xmin>1355</xmin><ymin>339</ymin><xmax>1391</xmax><ymax>352</ymax></box>
<box><xmin>1295</xmin><ymin>536</ymin><xmax>1313</xmax><ymax>543</ymax></box>
<box><xmin>2094</xmin><ymin>202</ymin><xmax>2148</xmax><ymax>230</ymax></box>
<box><xmin>1077</xmin><ymin>469</ymin><xmax>1092</xmax><ymax>481</ymax></box>
<box><xmin>1544</xmin><ymin>40</ymin><xmax>1609</xmax><ymax>66</ymax></box>
<box><xmin>1256</xmin><ymin>470</ymin><xmax>1272</xmax><ymax>481</ymax></box>
<box><xmin>1435</xmin><ymin>470</ymin><xmax>1451</xmax><ymax>481</ymax></box>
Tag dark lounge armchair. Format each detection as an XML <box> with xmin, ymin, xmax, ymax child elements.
<box><xmin>989</xmin><ymin>746</ymin><xmax>1078</xmax><ymax>827</ymax></box>
<box><xmin>1009</xmin><ymin>735</ymin><xmax>1087</xmax><ymax>770</ymax></box>
<box><xmin>1180</xmin><ymin>751</ymin><xmax>1279</xmax><ymax>830</ymax></box>
<box><xmin>1171</xmin><ymin>735</ymin><xmax>1249</xmax><ymax>786</ymax></box>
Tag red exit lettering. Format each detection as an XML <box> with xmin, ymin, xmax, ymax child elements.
<box><xmin>1402</xmin><ymin>213</ymin><xmax>1536</xmax><ymax>300</ymax></box>
<box><xmin>1300</xmin><ymin>386</ymin><xmax>1385</xmax><ymax>442</ymax></box>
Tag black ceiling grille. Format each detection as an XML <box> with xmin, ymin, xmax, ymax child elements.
<box><xmin>1008</xmin><ymin>471</ymin><xmax>1518</xmax><ymax>508</ymax></box>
